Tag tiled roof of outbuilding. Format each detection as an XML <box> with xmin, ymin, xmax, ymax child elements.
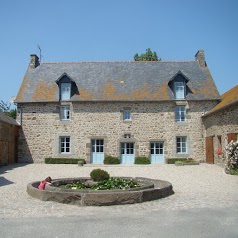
<box><xmin>0</xmin><ymin>113</ymin><xmax>19</xmax><ymax>126</ymax></box>
<box><xmin>204</xmin><ymin>84</ymin><xmax>238</xmax><ymax>116</ymax></box>
<box><xmin>15</xmin><ymin>59</ymin><xmax>220</xmax><ymax>103</ymax></box>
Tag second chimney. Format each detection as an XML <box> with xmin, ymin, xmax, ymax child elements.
<box><xmin>195</xmin><ymin>50</ymin><xmax>206</xmax><ymax>68</ymax></box>
<box><xmin>30</xmin><ymin>54</ymin><xmax>40</xmax><ymax>68</ymax></box>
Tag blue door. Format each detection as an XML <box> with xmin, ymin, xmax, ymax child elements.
<box><xmin>91</xmin><ymin>139</ymin><xmax>104</xmax><ymax>164</ymax></box>
<box><xmin>121</xmin><ymin>143</ymin><xmax>134</xmax><ymax>164</ymax></box>
<box><xmin>150</xmin><ymin>142</ymin><xmax>164</xmax><ymax>164</ymax></box>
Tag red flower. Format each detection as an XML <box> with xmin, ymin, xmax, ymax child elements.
<box><xmin>216</xmin><ymin>148</ymin><xmax>222</xmax><ymax>155</ymax></box>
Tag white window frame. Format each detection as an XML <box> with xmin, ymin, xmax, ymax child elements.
<box><xmin>176</xmin><ymin>136</ymin><xmax>187</xmax><ymax>154</ymax></box>
<box><xmin>175</xmin><ymin>106</ymin><xmax>186</xmax><ymax>122</ymax></box>
<box><xmin>60</xmin><ymin>136</ymin><xmax>70</xmax><ymax>154</ymax></box>
<box><xmin>174</xmin><ymin>82</ymin><xmax>185</xmax><ymax>99</ymax></box>
<box><xmin>61</xmin><ymin>83</ymin><xmax>71</xmax><ymax>100</ymax></box>
<box><xmin>60</xmin><ymin>105</ymin><xmax>70</xmax><ymax>120</ymax></box>
<box><xmin>123</xmin><ymin>110</ymin><xmax>131</xmax><ymax>121</ymax></box>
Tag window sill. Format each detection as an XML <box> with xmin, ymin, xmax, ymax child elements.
<box><xmin>59</xmin><ymin>119</ymin><xmax>71</xmax><ymax>123</ymax></box>
<box><xmin>175</xmin><ymin>121</ymin><xmax>187</xmax><ymax>125</ymax></box>
<box><xmin>123</xmin><ymin>119</ymin><xmax>132</xmax><ymax>123</ymax></box>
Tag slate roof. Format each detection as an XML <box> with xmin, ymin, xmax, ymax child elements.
<box><xmin>203</xmin><ymin>84</ymin><xmax>238</xmax><ymax>116</ymax></box>
<box><xmin>0</xmin><ymin>113</ymin><xmax>19</xmax><ymax>126</ymax></box>
<box><xmin>15</xmin><ymin>59</ymin><xmax>220</xmax><ymax>103</ymax></box>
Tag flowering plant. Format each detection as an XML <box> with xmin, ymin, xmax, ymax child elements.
<box><xmin>216</xmin><ymin>148</ymin><xmax>222</xmax><ymax>155</ymax></box>
<box><xmin>225</xmin><ymin>140</ymin><xmax>238</xmax><ymax>170</ymax></box>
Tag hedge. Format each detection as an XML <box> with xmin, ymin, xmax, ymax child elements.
<box><xmin>134</xmin><ymin>157</ymin><xmax>151</xmax><ymax>164</ymax></box>
<box><xmin>104</xmin><ymin>156</ymin><xmax>120</xmax><ymax>164</ymax></box>
<box><xmin>45</xmin><ymin>158</ymin><xmax>86</xmax><ymax>164</ymax></box>
<box><xmin>167</xmin><ymin>158</ymin><xmax>193</xmax><ymax>164</ymax></box>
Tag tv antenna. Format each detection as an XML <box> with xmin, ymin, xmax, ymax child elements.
<box><xmin>37</xmin><ymin>45</ymin><xmax>42</xmax><ymax>63</ymax></box>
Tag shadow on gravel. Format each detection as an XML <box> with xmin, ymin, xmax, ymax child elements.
<box><xmin>0</xmin><ymin>176</ymin><xmax>14</xmax><ymax>186</ymax></box>
<box><xmin>0</xmin><ymin>163</ymin><xmax>30</xmax><ymax>187</ymax></box>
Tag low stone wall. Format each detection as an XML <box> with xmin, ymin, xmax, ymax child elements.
<box><xmin>27</xmin><ymin>177</ymin><xmax>174</xmax><ymax>206</ymax></box>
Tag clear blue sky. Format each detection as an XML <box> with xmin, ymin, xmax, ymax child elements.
<box><xmin>1</xmin><ymin>0</ymin><xmax>238</xmax><ymax>104</ymax></box>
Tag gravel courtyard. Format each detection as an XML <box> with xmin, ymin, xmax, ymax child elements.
<box><xmin>0</xmin><ymin>163</ymin><xmax>238</xmax><ymax>219</ymax></box>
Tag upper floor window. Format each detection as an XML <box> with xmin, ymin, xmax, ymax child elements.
<box><xmin>176</xmin><ymin>136</ymin><xmax>187</xmax><ymax>154</ymax></box>
<box><xmin>60</xmin><ymin>105</ymin><xmax>70</xmax><ymax>120</ymax></box>
<box><xmin>174</xmin><ymin>82</ymin><xmax>185</xmax><ymax>99</ymax></box>
<box><xmin>175</xmin><ymin>106</ymin><xmax>186</xmax><ymax>122</ymax></box>
<box><xmin>123</xmin><ymin>110</ymin><xmax>131</xmax><ymax>120</ymax></box>
<box><xmin>61</xmin><ymin>83</ymin><xmax>71</xmax><ymax>100</ymax></box>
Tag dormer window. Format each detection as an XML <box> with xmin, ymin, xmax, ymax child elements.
<box><xmin>61</xmin><ymin>83</ymin><xmax>71</xmax><ymax>100</ymax></box>
<box><xmin>56</xmin><ymin>73</ymin><xmax>79</xmax><ymax>101</ymax></box>
<box><xmin>174</xmin><ymin>81</ymin><xmax>185</xmax><ymax>99</ymax></box>
<box><xmin>168</xmin><ymin>71</ymin><xmax>189</xmax><ymax>100</ymax></box>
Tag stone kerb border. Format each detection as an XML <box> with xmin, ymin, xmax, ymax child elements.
<box><xmin>27</xmin><ymin>177</ymin><xmax>174</xmax><ymax>206</ymax></box>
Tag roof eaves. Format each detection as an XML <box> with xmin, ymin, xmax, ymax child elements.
<box><xmin>202</xmin><ymin>100</ymin><xmax>238</xmax><ymax>117</ymax></box>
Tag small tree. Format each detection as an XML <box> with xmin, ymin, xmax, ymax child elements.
<box><xmin>134</xmin><ymin>48</ymin><xmax>160</xmax><ymax>61</ymax></box>
<box><xmin>0</xmin><ymin>100</ymin><xmax>16</xmax><ymax>119</ymax></box>
<box><xmin>0</xmin><ymin>100</ymin><xmax>10</xmax><ymax>112</ymax></box>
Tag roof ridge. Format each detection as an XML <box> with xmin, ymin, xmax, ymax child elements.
<box><xmin>41</xmin><ymin>60</ymin><xmax>196</xmax><ymax>64</ymax></box>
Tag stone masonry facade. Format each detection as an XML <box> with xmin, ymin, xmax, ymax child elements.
<box><xmin>17</xmin><ymin>100</ymin><xmax>218</xmax><ymax>163</ymax></box>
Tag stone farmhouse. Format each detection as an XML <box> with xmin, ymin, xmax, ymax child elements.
<box><xmin>15</xmin><ymin>50</ymin><xmax>223</xmax><ymax>164</ymax></box>
<box><xmin>203</xmin><ymin>85</ymin><xmax>238</xmax><ymax>164</ymax></box>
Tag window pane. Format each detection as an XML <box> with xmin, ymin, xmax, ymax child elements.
<box><xmin>61</xmin><ymin>83</ymin><xmax>71</xmax><ymax>100</ymax></box>
<box><xmin>176</xmin><ymin>137</ymin><xmax>187</xmax><ymax>153</ymax></box>
<box><xmin>176</xmin><ymin>106</ymin><xmax>186</xmax><ymax>122</ymax></box>
<box><xmin>124</xmin><ymin>110</ymin><xmax>131</xmax><ymax>120</ymax></box>
<box><xmin>174</xmin><ymin>82</ymin><xmax>185</xmax><ymax>99</ymax></box>
<box><xmin>60</xmin><ymin>137</ymin><xmax>70</xmax><ymax>153</ymax></box>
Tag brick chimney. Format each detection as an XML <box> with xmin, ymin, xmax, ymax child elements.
<box><xmin>30</xmin><ymin>54</ymin><xmax>40</xmax><ymax>68</ymax></box>
<box><xmin>195</xmin><ymin>50</ymin><xmax>206</xmax><ymax>68</ymax></box>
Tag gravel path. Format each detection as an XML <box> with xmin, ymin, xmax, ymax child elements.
<box><xmin>0</xmin><ymin>163</ymin><xmax>238</xmax><ymax>218</ymax></box>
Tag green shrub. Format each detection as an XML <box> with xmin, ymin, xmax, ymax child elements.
<box><xmin>104</xmin><ymin>156</ymin><xmax>120</xmax><ymax>164</ymax></box>
<box><xmin>45</xmin><ymin>158</ymin><xmax>86</xmax><ymax>164</ymax></box>
<box><xmin>167</xmin><ymin>158</ymin><xmax>192</xmax><ymax>164</ymax></box>
<box><xmin>90</xmin><ymin>169</ymin><xmax>110</xmax><ymax>181</ymax></box>
<box><xmin>134</xmin><ymin>157</ymin><xmax>151</xmax><ymax>164</ymax></box>
<box><xmin>175</xmin><ymin>160</ymin><xmax>184</xmax><ymax>165</ymax></box>
<box><xmin>225</xmin><ymin>168</ymin><xmax>238</xmax><ymax>175</ymax></box>
<box><xmin>90</xmin><ymin>178</ymin><xmax>140</xmax><ymax>190</ymax></box>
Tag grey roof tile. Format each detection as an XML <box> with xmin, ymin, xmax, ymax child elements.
<box><xmin>15</xmin><ymin>60</ymin><xmax>221</xmax><ymax>103</ymax></box>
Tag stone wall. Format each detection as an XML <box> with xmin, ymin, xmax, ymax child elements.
<box><xmin>203</xmin><ymin>103</ymin><xmax>238</xmax><ymax>164</ymax></box>
<box><xmin>17</xmin><ymin>101</ymin><xmax>217</xmax><ymax>163</ymax></box>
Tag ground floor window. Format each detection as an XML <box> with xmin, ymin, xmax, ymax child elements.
<box><xmin>60</xmin><ymin>136</ymin><xmax>70</xmax><ymax>153</ymax></box>
<box><xmin>176</xmin><ymin>136</ymin><xmax>187</xmax><ymax>153</ymax></box>
<box><xmin>92</xmin><ymin>139</ymin><xmax>104</xmax><ymax>153</ymax></box>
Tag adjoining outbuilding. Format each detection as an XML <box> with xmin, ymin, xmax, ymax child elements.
<box><xmin>0</xmin><ymin>113</ymin><xmax>19</xmax><ymax>166</ymax></box>
<box><xmin>203</xmin><ymin>84</ymin><xmax>238</xmax><ymax>165</ymax></box>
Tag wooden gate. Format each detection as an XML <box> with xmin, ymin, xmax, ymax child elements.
<box><xmin>227</xmin><ymin>133</ymin><xmax>237</xmax><ymax>143</ymax></box>
<box><xmin>206</xmin><ymin>136</ymin><xmax>214</xmax><ymax>164</ymax></box>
